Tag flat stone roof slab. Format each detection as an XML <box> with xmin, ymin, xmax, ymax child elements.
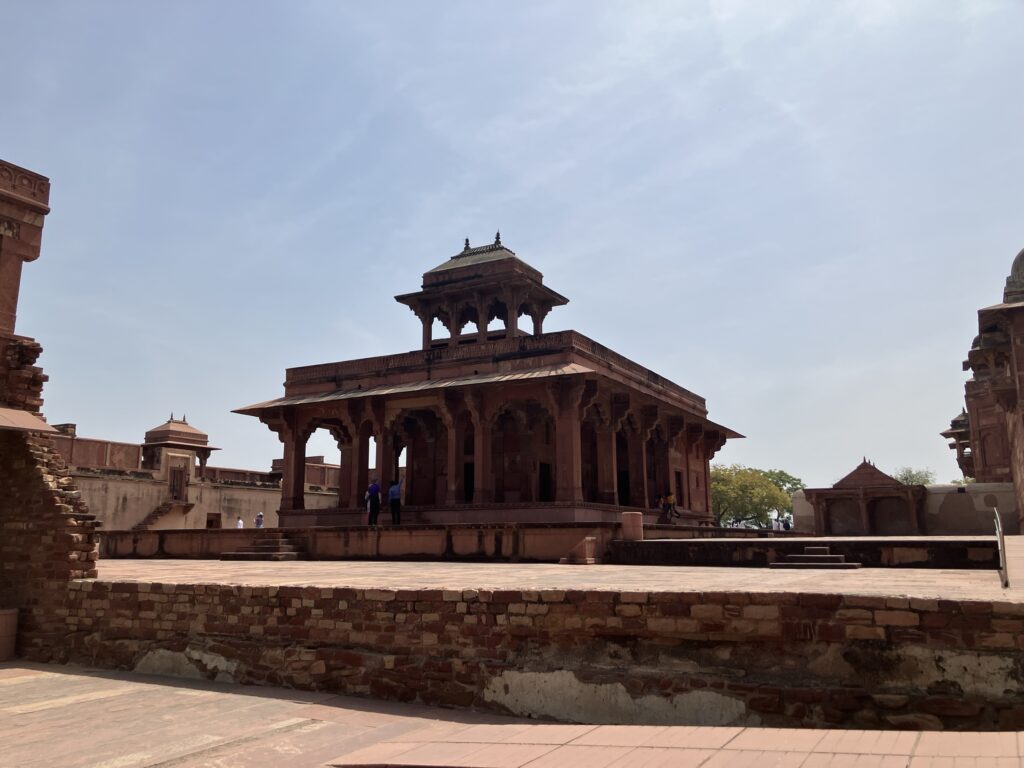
<box><xmin>91</xmin><ymin>559</ymin><xmax>1020</xmax><ymax>602</ymax></box>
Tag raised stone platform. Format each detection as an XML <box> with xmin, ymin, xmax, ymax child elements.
<box><xmin>34</xmin><ymin>559</ymin><xmax>1024</xmax><ymax>731</ymax></box>
<box><xmin>609</xmin><ymin>535</ymin><xmax>1001</xmax><ymax>570</ymax></box>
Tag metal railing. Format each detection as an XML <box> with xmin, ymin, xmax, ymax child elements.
<box><xmin>994</xmin><ymin>507</ymin><xmax>1009</xmax><ymax>589</ymax></box>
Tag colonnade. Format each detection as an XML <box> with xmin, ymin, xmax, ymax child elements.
<box><xmin>263</xmin><ymin>381</ymin><xmax>718</xmax><ymax>516</ymax></box>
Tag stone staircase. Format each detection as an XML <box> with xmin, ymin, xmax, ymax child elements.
<box><xmin>132</xmin><ymin>501</ymin><xmax>193</xmax><ymax>531</ymax></box>
<box><xmin>221</xmin><ymin>530</ymin><xmax>309</xmax><ymax>561</ymax></box>
<box><xmin>769</xmin><ymin>545</ymin><xmax>861</xmax><ymax>569</ymax></box>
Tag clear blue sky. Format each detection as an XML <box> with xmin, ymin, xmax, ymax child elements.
<box><xmin>5</xmin><ymin>1</ymin><xmax>1023</xmax><ymax>487</ymax></box>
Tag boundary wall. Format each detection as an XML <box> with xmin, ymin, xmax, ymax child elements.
<box><xmin>47</xmin><ymin>578</ymin><xmax>1024</xmax><ymax>730</ymax></box>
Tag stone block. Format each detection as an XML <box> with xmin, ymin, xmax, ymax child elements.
<box><xmin>874</xmin><ymin>610</ymin><xmax>919</xmax><ymax>627</ymax></box>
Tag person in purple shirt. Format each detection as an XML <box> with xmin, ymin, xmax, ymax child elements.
<box><xmin>365</xmin><ymin>478</ymin><xmax>381</xmax><ymax>525</ymax></box>
<box><xmin>388</xmin><ymin>477</ymin><xmax>404</xmax><ymax>525</ymax></box>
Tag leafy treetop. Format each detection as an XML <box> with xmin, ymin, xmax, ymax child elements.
<box><xmin>710</xmin><ymin>464</ymin><xmax>796</xmax><ymax>527</ymax></box>
<box><xmin>891</xmin><ymin>467</ymin><xmax>936</xmax><ymax>485</ymax></box>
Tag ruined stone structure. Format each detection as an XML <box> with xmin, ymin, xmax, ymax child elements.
<box><xmin>0</xmin><ymin>159</ymin><xmax>100</xmax><ymax>658</ymax></box>
<box><xmin>238</xmin><ymin>234</ymin><xmax>739</xmax><ymax>526</ymax></box>
<box><xmin>47</xmin><ymin>418</ymin><xmax>339</xmax><ymax>530</ymax></box>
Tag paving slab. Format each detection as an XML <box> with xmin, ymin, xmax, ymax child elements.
<box><xmin>3</xmin><ymin>662</ymin><xmax>1024</xmax><ymax>767</ymax></box>
<box><xmin>92</xmin><ymin>559</ymin><xmax>1020</xmax><ymax>602</ymax></box>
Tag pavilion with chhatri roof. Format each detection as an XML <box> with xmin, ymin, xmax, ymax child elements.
<box><xmin>237</xmin><ymin>233</ymin><xmax>741</xmax><ymax>526</ymax></box>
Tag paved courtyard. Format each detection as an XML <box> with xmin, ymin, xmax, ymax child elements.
<box><xmin>94</xmin><ymin>559</ymin><xmax>1019</xmax><ymax>602</ymax></box>
<box><xmin>3</xmin><ymin>662</ymin><xmax>1023</xmax><ymax>768</ymax></box>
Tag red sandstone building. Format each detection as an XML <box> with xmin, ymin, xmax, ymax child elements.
<box><xmin>238</xmin><ymin>234</ymin><xmax>740</xmax><ymax>525</ymax></box>
<box><xmin>949</xmin><ymin>248</ymin><xmax>1024</xmax><ymax>519</ymax></box>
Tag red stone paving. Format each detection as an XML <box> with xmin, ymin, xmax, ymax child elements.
<box><xmin>93</xmin><ymin>559</ymin><xmax>1021</xmax><ymax>602</ymax></box>
<box><xmin>3</xmin><ymin>663</ymin><xmax>1023</xmax><ymax>767</ymax></box>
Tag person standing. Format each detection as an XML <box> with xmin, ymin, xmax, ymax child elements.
<box><xmin>254</xmin><ymin>511</ymin><xmax>264</xmax><ymax>529</ymax></box>
<box><xmin>388</xmin><ymin>476</ymin><xmax>404</xmax><ymax>525</ymax></box>
<box><xmin>365</xmin><ymin>478</ymin><xmax>382</xmax><ymax>525</ymax></box>
<box><xmin>235</xmin><ymin>515</ymin><xmax>244</xmax><ymax>529</ymax></box>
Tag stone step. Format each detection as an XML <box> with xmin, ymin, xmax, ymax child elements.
<box><xmin>769</xmin><ymin>562</ymin><xmax>862</xmax><ymax>569</ymax></box>
<box><xmin>785</xmin><ymin>554</ymin><xmax>847</xmax><ymax>563</ymax></box>
<box><xmin>220</xmin><ymin>552</ymin><xmax>302</xmax><ymax>561</ymax></box>
<box><xmin>803</xmin><ymin>546</ymin><xmax>832</xmax><ymax>555</ymax></box>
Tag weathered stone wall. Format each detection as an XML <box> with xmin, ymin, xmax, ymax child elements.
<box><xmin>792</xmin><ymin>485</ymin><xmax>1020</xmax><ymax>536</ymax></box>
<box><xmin>67</xmin><ymin>472</ymin><xmax>336</xmax><ymax>530</ymax></box>
<box><xmin>0</xmin><ymin>429</ymin><xmax>100</xmax><ymax>657</ymax></box>
<box><xmin>51</xmin><ymin>580</ymin><xmax>1024</xmax><ymax>730</ymax></box>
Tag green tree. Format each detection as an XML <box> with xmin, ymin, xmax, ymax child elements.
<box><xmin>710</xmin><ymin>464</ymin><xmax>792</xmax><ymax>527</ymax></box>
<box><xmin>892</xmin><ymin>467</ymin><xmax>936</xmax><ymax>485</ymax></box>
<box><xmin>761</xmin><ymin>469</ymin><xmax>806</xmax><ymax>506</ymax></box>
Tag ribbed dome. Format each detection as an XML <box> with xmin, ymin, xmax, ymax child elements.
<box><xmin>1004</xmin><ymin>246</ymin><xmax>1024</xmax><ymax>303</ymax></box>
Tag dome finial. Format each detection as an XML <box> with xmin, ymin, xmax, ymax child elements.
<box><xmin>463</xmin><ymin>238</ymin><xmax>470</xmax><ymax>252</ymax></box>
<box><xmin>495</xmin><ymin>230</ymin><xmax>501</xmax><ymax>246</ymax></box>
<box><xmin>170</xmin><ymin>412</ymin><xmax>174</xmax><ymax>421</ymax></box>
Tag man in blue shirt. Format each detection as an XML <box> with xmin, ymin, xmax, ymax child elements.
<box><xmin>388</xmin><ymin>476</ymin><xmax>404</xmax><ymax>525</ymax></box>
<box><xmin>365</xmin><ymin>478</ymin><xmax>381</xmax><ymax>525</ymax></box>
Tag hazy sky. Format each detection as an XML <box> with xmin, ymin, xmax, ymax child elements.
<box><xmin>5</xmin><ymin>1</ymin><xmax>1023</xmax><ymax>487</ymax></box>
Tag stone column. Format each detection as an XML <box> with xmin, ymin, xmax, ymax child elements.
<box><xmin>555</xmin><ymin>412</ymin><xmax>584</xmax><ymax>504</ymax></box>
<box><xmin>375</xmin><ymin>430</ymin><xmax>396</xmax><ymax>489</ymax></box>
<box><xmin>351</xmin><ymin>427</ymin><xmax>370</xmax><ymax>507</ymax></box>
<box><xmin>337</xmin><ymin>441</ymin><xmax>353</xmax><ymax>508</ymax></box>
<box><xmin>280</xmin><ymin>425</ymin><xmax>307</xmax><ymax>511</ymax></box>
<box><xmin>421</xmin><ymin>316</ymin><xmax>432</xmax><ymax>350</ymax></box>
<box><xmin>472</xmin><ymin>417</ymin><xmax>493</xmax><ymax>503</ymax></box>
<box><xmin>628</xmin><ymin>431</ymin><xmax>648</xmax><ymax>509</ymax></box>
<box><xmin>445</xmin><ymin>420</ymin><xmax>460</xmax><ymax>504</ymax></box>
<box><xmin>858</xmin><ymin>491</ymin><xmax>870</xmax><ymax>535</ymax></box>
<box><xmin>595</xmin><ymin>425</ymin><xmax>618</xmax><ymax>505</ymax></box>
<box><xmin>477</xmin><ymin>300</ymin><xmax>489</xmax><ymax>343</ymax></box>
<box><xmin>446</xmin><ymin>302</ymin><xmax>459</xmax><ymax>347</ymax></box>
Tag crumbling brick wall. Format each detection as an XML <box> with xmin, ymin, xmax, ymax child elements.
<box><xmin>0</xmin><ymin>333</ymin><xmax>100</xmax><ymax>659</ymax></box>
<box><xmin>58</xmin><ymin>582</ymin><xmax>1024</xmax><ymax>730</ymax></box>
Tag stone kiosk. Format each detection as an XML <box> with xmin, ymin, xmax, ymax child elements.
<box><xmin>238</xmin><ymin>234</ymin><xmax>740</xmax><ymax>526</ymax></box>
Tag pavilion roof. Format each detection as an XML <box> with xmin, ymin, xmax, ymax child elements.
<box><xmin>234</xmin><ymin>363</ymin><xmax>593</xmax><ymax>416</ymax></box>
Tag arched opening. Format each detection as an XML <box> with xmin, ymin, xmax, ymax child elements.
<box><xmin>492</xmin><ymin>401</ymin><xmax>555</xmax><ymax>503</ymax></box>
<box><xmin>430</xmin><ymin>317</ymin><xmax>447</xmax><ymax>344</ymax></box>
<box><xmin>305</xmin><ymin>427</ymin><xmax>341</xmax><ymax>492</ymax></box>
<box><xmin>486</xmin><ymin>300</ymin><xmax>508</xmax><ymax>336</ymax></box>
<box><xmin>518</xmin><ymin>313</ymin><xmax>535</xmax><ymax>335</ymax></box>
<box><xmin>393</xmin><ymin>409</ymin><xmax>447</xmax><ymax>506</ymax></box>
<box><xmin>457</xmin><ymin>306</ymin><xmax>482</xmax><ymax>343</ymax></box>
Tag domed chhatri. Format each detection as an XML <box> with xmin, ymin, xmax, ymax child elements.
<box><xmin>1003</xmin><ymin>246</ymin><xmax>1024</xmax><ymax>304</ymax></box>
